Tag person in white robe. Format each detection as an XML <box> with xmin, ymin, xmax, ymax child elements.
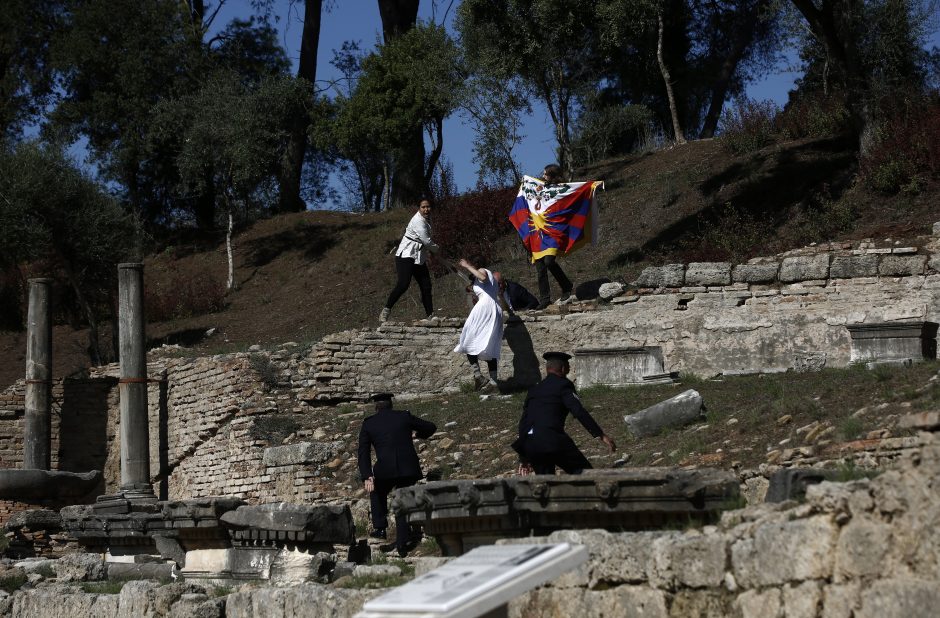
<box><xmin>453</xmin><ymin>258</ymin><xmax>504</xmax><ymax>390</ymax></box>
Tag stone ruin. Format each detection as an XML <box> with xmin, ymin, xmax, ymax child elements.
<box><xmin>3</xmin><ymin>234</ymin><xmax>940</xmax><ymax>614</ymax></box>
<box><xmin>3</xmin><ymin>412</ymin><xmax>940</xmax><ymax>617</ymax></box>
<box><xmin>393</xmin><ymin>467</ymin><xmax>739</xmax><ymax>555</ymax></box>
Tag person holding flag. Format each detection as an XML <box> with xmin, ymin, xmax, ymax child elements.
<box><xmin>508</xmin><ymin>164</ymin><xmax>603</xmax><ymax>310</ymax></box>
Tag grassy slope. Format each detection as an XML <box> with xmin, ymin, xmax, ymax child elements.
<box><xmin>1</xmin><ymin>136</ymin><xmax>939</xmax><ymax>391</ymax></box>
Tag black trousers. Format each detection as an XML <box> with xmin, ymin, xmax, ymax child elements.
<box><xmin>528</xmin><ymin>445</ymin><xmax>592</xmax><ymax>475</ymax></box>
<box><xmin>370</xmin><ymin>475</ymin><xmax>420</xmax><ymax>551</ymax></box>
<box><xmin>466</xmin><ymin>354</ymin><xmax>497</xmax><ymax>371</ymax></box>
<box><xmin>386</xmin><ymin>257</ymin><xmax>433</xmax><ymax>316</ymax></box>
<box><xmin>535</xmin><ymin>255</ymin><xmax>572</xmax><ymax>304</ymax></box>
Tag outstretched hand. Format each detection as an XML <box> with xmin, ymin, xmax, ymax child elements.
<box><xmin>517</xmin><ymin>462</ymin><xmax>534</xmax><ymax>476</ymax></box>
<box><xmin>600</xmin><ymin>434</ymin><xmax>617</xmax><ymax>453</ymax></box>
<box><xmin>364</xmin><ymin>477</ymin><xmax>375</xmax><ymax>493</ymax></box>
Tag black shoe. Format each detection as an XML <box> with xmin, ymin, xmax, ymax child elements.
<box><xmin>369</xmin><ymin>529</ymin><xmax>387</xmax><ymax>540</ymax></box>
<box><xmin>535</xmin><ymin>301</ymin><xmax>550</xmax><ymax>310</ymax></box>
<box><xmin>397</xmin><ymin>547</ymin><xmax>409</xmax><ymax>558</ymax></box>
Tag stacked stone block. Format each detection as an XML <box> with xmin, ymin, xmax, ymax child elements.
<box><xmin>0</xmin><ymin>238</ymin><xmax>940</xmax><ymax>524</ymax></box>
<box><xmin>502</xmin><ymin>433</ymin><xmax>940</xmax><ymax>617</ymax></box>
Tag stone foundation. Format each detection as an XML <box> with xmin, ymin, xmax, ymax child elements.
<box><xmin>1</xmin><ymin>241</ymin><xmax>940</xmax><ymax>521</ymax></box>
<box><xmin>498</xmin><ymin>430</ymin><xmax>940</xmax><ymax>618</ymax></box>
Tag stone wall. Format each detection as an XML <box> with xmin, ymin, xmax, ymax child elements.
<box><xmin>2</xmin><ymin>238</ymin><xmax>940</xmax><ymax>516</ymax></box>
<box><xmin>299</xmin><ymin>241</ymin><xmax>940</xmax><ymax>401</ymax></box>
<box><xmin>501</xmin><ymin>431</ymin><xmax>940</xmax><ymax>618</ymax></box>
<box><xmin>0</xmin><ymin>352</ymin><xmax>360</xmax><ymax>514</ymax></box>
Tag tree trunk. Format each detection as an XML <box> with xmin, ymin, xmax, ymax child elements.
<box><xmin>378</xmin><ymin>0</ymin><xmax>423</xmax><ymax>207</ymax></box>
<box><xmin>184</xmin><ymin>0</ymin><xmax>206</xmax><ymax>40</ymax></box>
<box><xmin>61</xmin><ymin>260</ymin><xmax>101</xmax><ymax>366</ymax></box>
<box><xmin>226</xmin><ymin>206</ymin><xmax>235</xmax><ymax>290</ymax></box>
<box><xmin>194</xmin><ymin>164</ymin><xmax>216</xmax><ymax>229</ymax></box>
<box><xmin>539</xmin><ymin>73</ymin><xmax>573</xmax><ymax>178</ymax></box>
<box><xmin>658</xmin><ymin>13</ymin><xmax>687</xmax><ymax>145</ymax></box>
<box><xmin>424</xmin><ymin>117</ymin><xmax>444</xmax><ymax>190</ymax></box>
<box><xmin>699</xmin><ymin>2</ymin><xmax>764</xmax><ymax>139</ymax></box>
<box><xmin>789</xmin><ymin>0</ymin><xmax>867</xmax><ymax>143</ymax></box>
<box><xmin>378</xmin><ymin>0</ymin><xmax>420</xmax><ymax>43</ymax></box>
<box><xmin>278</xmin><ymin>0</ymin><xmax>323</xmax><ymax>213</ymax></box>
<box><xmin>382</xmin><ymin>159</ymin><xmax>392</xmax><ymax>212</ymax></box>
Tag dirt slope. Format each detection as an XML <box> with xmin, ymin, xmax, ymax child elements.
<box><xmin>1</xmin><ymin>136</ymin><xmax>939</xmax><ymax>389</ymax></box>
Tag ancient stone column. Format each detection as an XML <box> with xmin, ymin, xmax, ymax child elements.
<box><xmin>24</xmin><ymin>278</ymin><xmax>52</xmax><ymax>470</ymax></box>
<box><xmin>118</xmin><ymin>263</ymin><xmax>155</xmax><ymax>499</ymax></box>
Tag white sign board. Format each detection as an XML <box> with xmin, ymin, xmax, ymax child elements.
<box><xmin>355</xmin><ymin>543</ymin><xmax>587</xmax><ymax>618</ymax></box>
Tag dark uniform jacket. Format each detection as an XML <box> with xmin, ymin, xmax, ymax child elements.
<box><xmin>512</xmin><ymin>373</ymin><xmax>603</xmax><ymax>458</ymax></box>
<box><xmin>358</xmin><ymin>408</ymin><xmax>437</xmax><ymax>481</ymax></box>
<box><xmin>504</xmin><ymin>280</ymin><xmax>540</xmax><ymax>311</ymax></box>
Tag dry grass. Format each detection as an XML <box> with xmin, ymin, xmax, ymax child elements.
<box><xmin>2</xmin><ymin>136</ymin><xmax>940</xmax><ymax>390</ymax></box>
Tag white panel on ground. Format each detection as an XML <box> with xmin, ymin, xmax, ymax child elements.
<box><xmin>355</xmin><ymin>543</ymin><xmax>587</xmax><ymax>618</ymax></box>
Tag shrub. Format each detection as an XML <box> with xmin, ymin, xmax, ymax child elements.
<box><xmin>144</xmin><ymin>264</ymin><xmax>227</xmax><ymax>322</ymax></box>
<box><xmin>571</xmin><ymin>103</ymin><xmax>654</xmax><ymax>164</ymax></box>
<box><xmin>860</xmin><ymin>97</ymin><xmax>940</xmax><ymax>194</ymax></box>
<box><xmin>838</xmin><ymin>416</ymin><xmax>863</xmax><ymax>441</ymax></box>
<box><xmin>718</xmin><ymin>98</ymin><xmax>781</xmax><ymax>155</ymax></box>
<box><xmin>778</xmin><ymin>92</ymin><xmax>852</xmax><ymax>139</ymax></box>
<box><xmin>0</xmin><ymin>570</ymin><xmax>27</xmax><ymax>594</ymax></box>
<box><xmin>249</xmin><ymin>353</ymin><xmax>279</xmax><ymax>390</ymax></box>
<box><xmin>683</xmin><ymin>202</ymin><xmax>770</xmax><ymax>262</ymax></box>
<box><xmin>431</xmin><ymin>185</ymin><xmax>517</xmax><ymax>273</ymax></box>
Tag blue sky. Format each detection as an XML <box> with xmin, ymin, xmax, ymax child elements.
<box><xmin>215</xmin><ymin>1</ymin><xmax>940</xmax><ymax>206</ymax></box>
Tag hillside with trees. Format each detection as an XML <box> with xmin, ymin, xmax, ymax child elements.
<box><xmin>1</xmin><ymin>0</ymin><xmax>938</xmax><ymax>388</ymax></box>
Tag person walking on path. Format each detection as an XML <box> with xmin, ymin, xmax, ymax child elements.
<box><xmin>512</xmin><ymin>351</ymin><xmax>616</xmax><ymax>475</ymax></box>
<box><xmin>381</xmin><ymin>198</ymin><xmax>439</xmax><ymax>322</ymax></box>
<box><xmin>453</xmin><ymin>258</ymin><xmax>504</xmax><ymax>391</ymax></box>
<box><xmin>357</xmin><ymin>393</ymin><xmax>437</xmax><ymax>556</ymax></box>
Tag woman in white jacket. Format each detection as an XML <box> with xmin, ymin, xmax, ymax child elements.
<box><xmin>380</xmin><ymin>198</ymin><xmax>439</xmax><ymax>322</ymax></box>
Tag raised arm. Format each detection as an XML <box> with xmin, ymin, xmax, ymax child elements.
<box><xmin>458</xmin><ymin>258</ymin><xmax>488</xmax><ymax>282</ymax></box>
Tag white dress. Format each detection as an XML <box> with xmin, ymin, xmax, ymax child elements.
<box><xmin>453</xmin><ymin>269</ymin><xmax>504</xmax><ymax>360</ymax></box>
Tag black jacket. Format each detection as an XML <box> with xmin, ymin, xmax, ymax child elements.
<box><xmin>512</xmin><ymin>373</ymin><xmax>603</xmax><ymax>457</ymax></box>
<box><xmin>358</xmin><ymin>408</ymin><xmax>437</xmax><ymax>481</ymax></box>
<box><xmin>504</xmin><ymin>280</ymin><xmax>540</xmax><ymax>311</ymax></box>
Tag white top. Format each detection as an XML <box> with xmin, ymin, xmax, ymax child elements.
<box><xmin>395</xmin><ymin>212</ymin><xmax>438</xmax><ymax>265</ymax></box>
<box><xmin>453</xmin><ymin>269</ymin><xmax>504</xmax><ymax>360</ymax></box>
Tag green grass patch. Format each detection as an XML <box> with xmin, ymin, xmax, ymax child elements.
<box><xmin>834</xmin><ymin>461</ymin><xmax>882</xmax><ymax>482</ymax></box>
<box><xmin>837</xmin><ymin>417</ymin><xmax>863</xmax><ymax>441</ymax></box>
<box><xmin>0</xmin><ymin>571</ymin><xmax>27</xmax><ymax>594</ymax></box>
<box><xmin>80</xmin><ymin>580</ymin><xmax>127</xmax><ymax>594</ymax></box>
<box><xmin>384</xmin><ymin>361</ymin><xmax>940</xmax><ymax>475</ymax></box>
<box><xmin>334</xmin><ymin>574</ymin><xmax>411</xmax><ymax>589</ymax></box>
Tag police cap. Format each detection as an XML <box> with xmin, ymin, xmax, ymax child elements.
<box><xmin>542</xmin><ymin>351</ymin><xmax>572</xmax><ymax>362</ymax></box>
<box><xmin>370</xmin><ymin>392</ymin><xmax>394</xmax><ymax>402</ymax></box>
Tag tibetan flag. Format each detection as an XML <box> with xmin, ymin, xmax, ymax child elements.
<box><xmin>508</xmin><ymin>175</ymin><xmax>603</xmax><ymax>262</ymax></box>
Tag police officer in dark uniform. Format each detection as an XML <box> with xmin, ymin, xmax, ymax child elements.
<box><xmin>512</xmin><ymin>352</ymin><xmax>616</xmax><ymax>474</ymax></box>
<box><xmin>357</xmin><ymin>393</ymin><xmax>436</xmax><ymax>556</ymax></box>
